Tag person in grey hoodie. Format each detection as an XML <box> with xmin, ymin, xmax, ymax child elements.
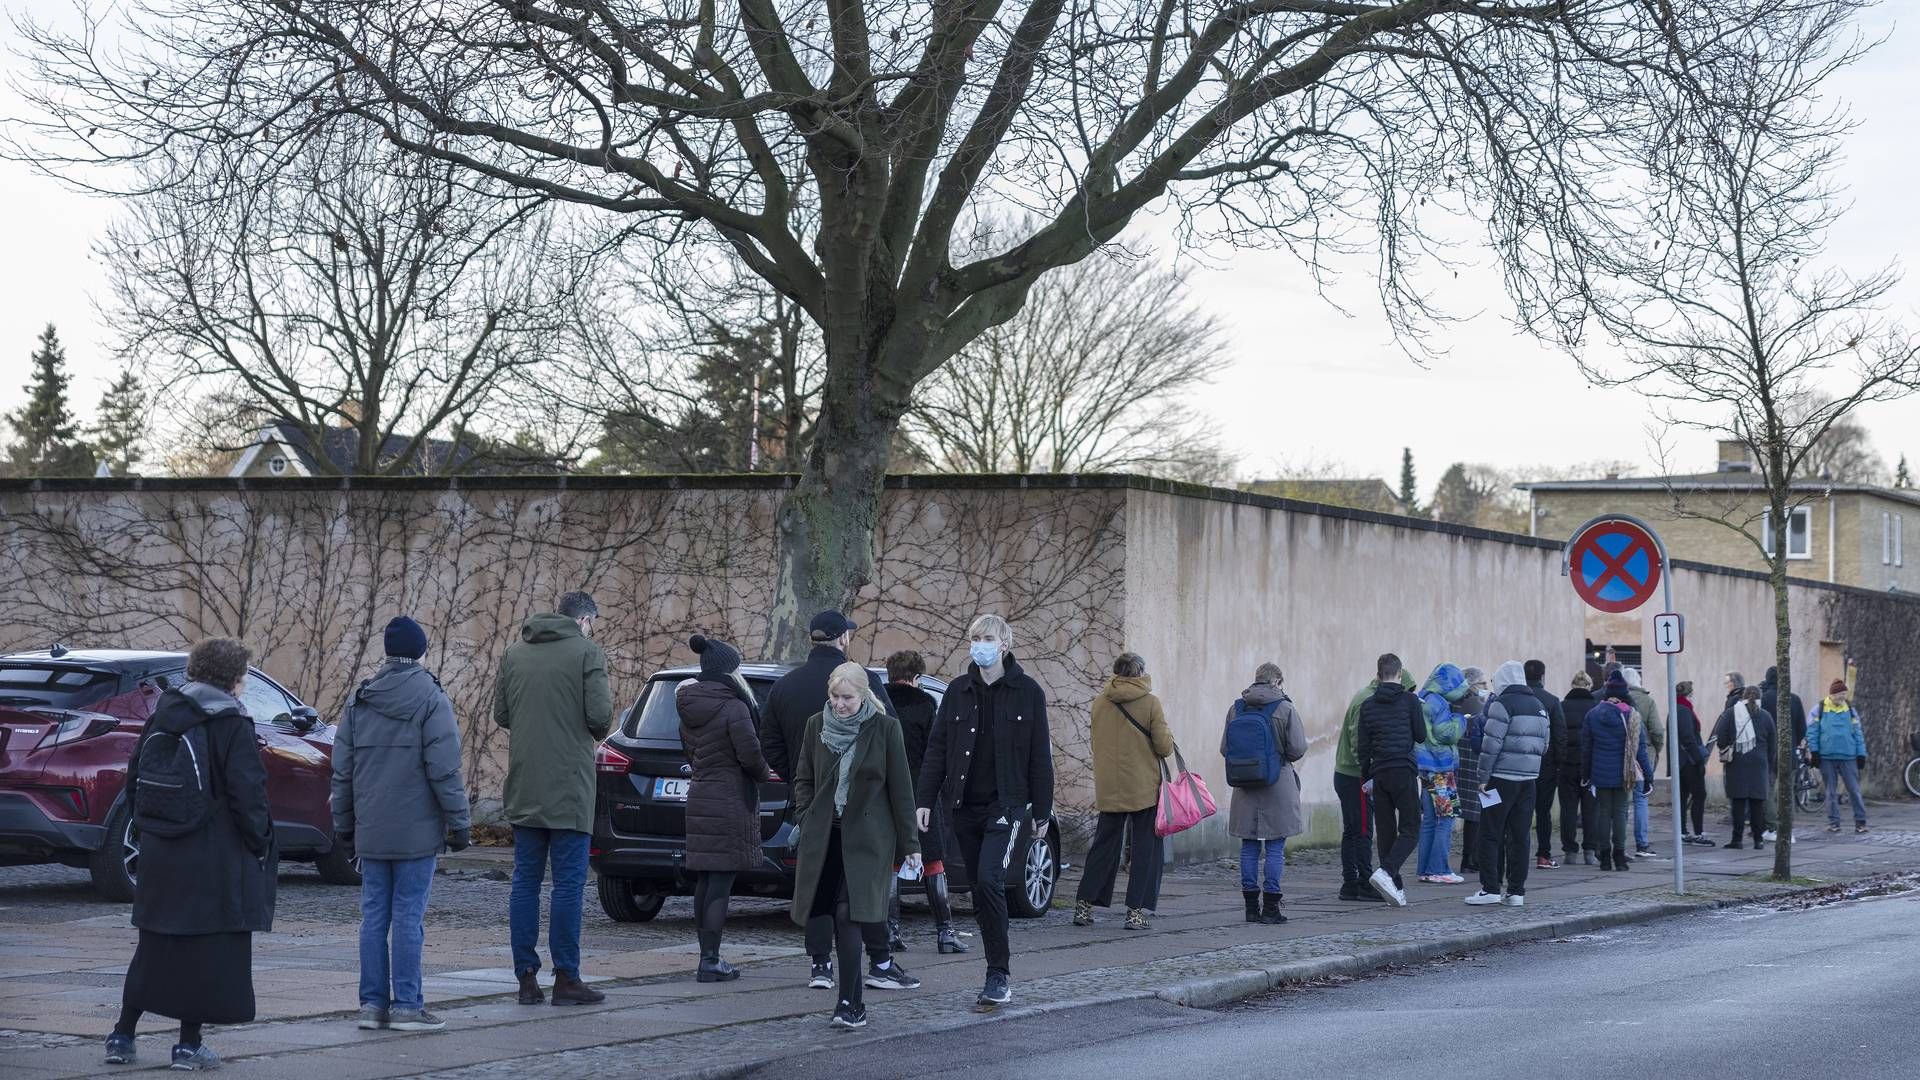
<box><xmin>332</xmin><ymin>617</ymin><xmax>472</xmax><ymax>1033</ymax></box>
<box><xmin>1463</xmin><ymin>661</ymin><xmax>1551</xmax><ymax>908</ymax></box>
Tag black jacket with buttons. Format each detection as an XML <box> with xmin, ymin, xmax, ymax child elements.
<box><xmin>916</xmin><ymin>656</ymin><xmax>1055</xmax><ymax>825</ymax></box>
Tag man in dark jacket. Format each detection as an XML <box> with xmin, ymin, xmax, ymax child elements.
<box><xmin>1558</xmin><ymin>674</ymin><xmax>1600</xmax><ymax>863</ymax></box>
<box><xmin>333</xmin><ymin>617</ymin><xmax>472</xmax><ymax>1033</ymax></box>
<box><xmin>883</xmin><ymin>650</ymin><xmax>965</xmax><ymax>954</ymax></box>
<box><xmin>1354</xmin><ymin>653</ymin><xmax>1425</xmax><ymax>907</ymax></box>
<box><xmin>1524</xmin><ymin>660</ymin><xmax>1567</xmax><ymax>869</ymax></box>
<box><xmin>1758</xmin><ymin>666</ymin><xmax>1806</xmax><ymax>841</ymax></box>
<box><xmin>916</xmin><ymin>614</ymin><xmax>1054</xmax><ymax>1008</ymax></box>
<box><xmin>764</xmin><ymin>610</ymin><xmax>896</xmax><ymax>987</ymax></box>
<box><xmin>1466</xmin><ymin>662</ymin><xmax>1551</xmax><ymax>907</ymax></box>
<box><xmin>493</xmin><ymin>591</ymin><xmax>613</xmax><ymax>1007</ymax></box>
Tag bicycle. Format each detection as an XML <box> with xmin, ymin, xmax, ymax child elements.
<box><xmin>1905</xmin><ymin>732</ymin><xmax>1920</xmax><ymax>799</ymax></box>
<box><xmin>1794</xmin><ymin>747</ymin><xmax>1824</xmax><ymax>812</ymax></box>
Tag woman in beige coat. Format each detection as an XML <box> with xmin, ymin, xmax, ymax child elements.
<box><xmin>1073</xmin><ymin>653</ymin><xmax>1174</xmax><ymax>931</ymax></box>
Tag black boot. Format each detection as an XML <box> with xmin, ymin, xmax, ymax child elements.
<box><xmin>696</xmin><ymin>930</ymin><xmax>739</xmax><ymax>983</ymax></box>
<box><xmin>887</xmin><ymin>876</ymin><xmax>905</xmax><ymax>952</ymax></box>
<box><xmin>1260</xmin><ymin>893</ymin><xmax>1287</xmax><ymax>925</ymax></box>
<box><xmin>1243</xmin><ymin>890</ymin><xmax>1261</xmax><ymax>922</ymax></box>
<box><xmin>930</xmin><ymin>872</ymin><xmax>969</xmax><ymax>953</ymax></box>
<box><xmin>1612</xmin><ymin>849</ymin><xmax>1630</xmax><ymax>870</ymax></box>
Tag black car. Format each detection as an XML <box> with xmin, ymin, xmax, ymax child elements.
<box><xmin>591</xmin><ymin>662</ymin><xmax>1060</xmax><ymax>923</ymax></box>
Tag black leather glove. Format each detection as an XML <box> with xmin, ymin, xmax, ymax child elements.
<box><xmin>1857</xmin><ymin>756</ymin><xmax>1866</xmax><ymax>771</ymax></box>
<box><xmin>336</xmin><ymin>830</ymin><xmax>354</xmax><ymax>854</ymax></box>
<box><xmin>1809</xmin><ymin>753</ymin><xmax>1820</xmax><ymax>767</ymax></box>
<box><xmin>446</xmin><ymin>827</ymin><xmax>471</xmax><ymax>852</ymax></box>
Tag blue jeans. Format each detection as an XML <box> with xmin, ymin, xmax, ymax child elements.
<box><xmin>1240</xmin><ymin>838</ymin><xmax>1284</xmax><ymax>894</ymax></box>
<box><xmin>1821</xmin><ymin>758</ymin><xmax>1868</xmax><ymax>826</ymax></box>
<box><xmin>510</xmin><ymin>827</ymin><xmax>589</xmax><ymax>977</ymax></box>
<box><xmin>1417</xmin><ymin>790</ymin><xmax>1455</xmax><ymax>877</ymax></box>
<box><xmin>359</xmin><ymin>855</ymin><xmax>437</xmax><ymax>1011</ymax></box>
<box><xmin>1632</xmin><ymin>785</ymin><xmax>1650</xmax><ymax>848</ymax></box>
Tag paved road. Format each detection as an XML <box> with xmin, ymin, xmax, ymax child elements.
<box><xmin>759</xmin><ymin>887</ymin><xmax>1919</xmax><ymax>1080</ymax></box>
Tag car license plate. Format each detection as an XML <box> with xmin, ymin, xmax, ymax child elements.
<box><xmin>653</xmin><ymin>777</ymin><xmax>691</xmax><ymax>801</ymax></box>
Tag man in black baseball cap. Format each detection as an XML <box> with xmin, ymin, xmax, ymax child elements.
<box><xmin>764</xmin><ymin>610</ymin><xmax>896</xmax><ymax>990</ymax></box>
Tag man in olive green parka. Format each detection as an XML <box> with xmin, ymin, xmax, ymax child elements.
<box><xmin>493</xmin><ymin>591</ymin><xmax>614</xmax><ymax>1007</ymax></box>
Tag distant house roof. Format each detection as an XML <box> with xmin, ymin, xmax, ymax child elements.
<box><xmin>228</xmin><ymin>420</ymin><xmax>558</xmax><ymax>478</ymax></box>
<box><xmin>1239</xmin><ymin>478</ymin><xmax>1404</xmax><ymax>514</ymax></box>
<box><xmin>1515</xmin><ymin>472</ymin><xmax>1920</xmax><ymax>510</ymax></box>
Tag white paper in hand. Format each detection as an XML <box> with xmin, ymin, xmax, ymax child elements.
<box><xmin>898</xmin><ymin>859</ymin><xmax>924</xmax><ymax>881</ymax></box>
<box><xmin>1479</xmin><ymin>788</ymin><xmax>1503</xmax><ymax>809</ymax></box>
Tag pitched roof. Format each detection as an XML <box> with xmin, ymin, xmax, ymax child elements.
<box><xmin>1239</xmin><ymin>478</ymin><xmax>1404</xmax><ymax>513</ymax></box>
<box><xmin>1515</xmin><ymin>471</ymin><xmax>1920</xmax><ymax>510</ymax></box>
<box><xmin>239</xmin><ymin>420</ymin><xmax>560</xmax><ymax>477</ymax></box>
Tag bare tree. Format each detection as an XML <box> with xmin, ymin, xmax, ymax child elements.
<box><xmin>99</xmin><ymin>124</ymin><xmax>580</xmax><ymax>476</ymax></box>
<box><xmin>907</xmin><ymin>250</ymin><xmax>1230</xmax><ymax>481</ymax></box>
<box><xmin>1801</xmin><ymin>413</ymin><xmax>1887</xmax><ymax>484</ymax></box>
<box><xmin>1568</xmin><ymin>1</ymin><xmax>1920</xmax><ymax>879</ymax></box>
<box><xmin>14</xmin><ymin>0</ymin><xmax>1794</xmax><ymax>653</ymax></box>
<box><xmin>1429</xmin><ymin>462</ymin><xmax>1525</xmax><ymax>533</ymax></box>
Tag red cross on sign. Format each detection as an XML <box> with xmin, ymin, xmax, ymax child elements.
<box><xmin>1568</xmin><ymin>518</ymin><xmax>1664</xmax><ymax>613</ymax></box>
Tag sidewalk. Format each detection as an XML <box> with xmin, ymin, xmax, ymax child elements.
<box><xmin>3</xmin><ymin>801</ymin><xmax>1917</xmax><ymax>1079</ymax></box>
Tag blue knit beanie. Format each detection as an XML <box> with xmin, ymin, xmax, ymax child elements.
<box><xmin>385</xmin><ymin>616</ymin><xmax>429</xmax><ymax>660</ymax></box>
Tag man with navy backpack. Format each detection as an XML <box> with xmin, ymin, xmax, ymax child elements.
<box><xmin>1222</xmin><ymin>663</ymin><xmax>1308</xmax><ymax>924</ymax></box>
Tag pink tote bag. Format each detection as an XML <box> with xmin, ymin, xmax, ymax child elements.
<box><xmin>1154</xmin><ymin>745</ymin><xmax>1217</xmax><ymax>838</ymax></box>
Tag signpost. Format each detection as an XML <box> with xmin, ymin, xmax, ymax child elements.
<box><xmin>1564</xmin><ymin>515</ymin><xmax>1685</xmax><ymax>895</ymax></box>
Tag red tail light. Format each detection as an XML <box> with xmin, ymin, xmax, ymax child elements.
<box><xmin>595</xmin><ymin>743</ymin><xmax>632</xmax><ymax>775</ymax></box>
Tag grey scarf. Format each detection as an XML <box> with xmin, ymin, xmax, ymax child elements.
<box><xmin>821</xmin><ymin>696</ymin><xmax>878</xmax><ymax>814</ymax></box>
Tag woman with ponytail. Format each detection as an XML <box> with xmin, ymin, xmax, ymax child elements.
<box><xmin>677</xmin><ymin>635</ymin><xmax>770</xmax><ymax>982</ymax></box>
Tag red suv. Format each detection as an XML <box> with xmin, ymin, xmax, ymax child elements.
<box><xmin>0</xmin><ymin>646</ymin><xmax>357</xmax><ymax>900</ymax></box>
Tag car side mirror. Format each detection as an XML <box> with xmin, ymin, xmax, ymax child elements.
<box><xmin>288</xmin><ymin>706</ymin><xmax>321</xmax><ymax>733</ymax></box>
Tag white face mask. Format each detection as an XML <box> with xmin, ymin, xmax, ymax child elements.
<box><xmin>970</xmin><ymin>641</ymin><xmax>1001</xmax><ymax>668</ymax></box>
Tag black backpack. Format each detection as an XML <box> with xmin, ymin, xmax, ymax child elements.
<box><xmin>132</xmin><ymin>724</ymin><xmax>214</xmax><ymax>838</ymax></box>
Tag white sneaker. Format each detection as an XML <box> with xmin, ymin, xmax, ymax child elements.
<box><xmin>1464</xmin><ymin>890</ymin><xmax>1504</xmax><ymax>906</ymax></box>
<box><xmin>1368</xmin><ymin>868</ymin><xmax>1407</xmax><ymax>907</ymax></box>
<box><xmin>1438</xmin><ymin>873</ymin><xmax>1466</xmax><ymax>884</ymax></box>
<box><xmin>1761</xmin><ymin>830</ymin><xmax>1778</xmax><ymax>842</ymax></box>
<box><xmin>1502</xmin><ymin>894</ymin><xmax>1525</xmax><ymax>907</ymax></box>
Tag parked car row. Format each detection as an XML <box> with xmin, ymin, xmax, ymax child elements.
<box><xmin>0</xmin><ymin>646</ymin><xmax>1064</xmax><ymax>922</ymax></box>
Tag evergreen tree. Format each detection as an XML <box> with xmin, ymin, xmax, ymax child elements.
<box><xmin>88</xmin><ymin>368</ymin><xmax>148</xmax><ymax>476</ymax></box>
<box><xmin>1398</xmin><ymin>447</ymin><xmax>1418</xmax><ymax>515</ymax></box>
<box><xmin>5</xmin><ymin>325</ymin><xmax>93</xmax><ymax>476</ymax></box>
<box><xmin>1898</xmin><ymin>454</ymin><xmax>1912</xmax><ymax>489</ymax></box>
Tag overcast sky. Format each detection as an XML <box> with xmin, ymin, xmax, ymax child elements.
<box><xmin>0</xmin><ymin>5</ymin><xmax>1913</xmax><ymax>497</ymax></box>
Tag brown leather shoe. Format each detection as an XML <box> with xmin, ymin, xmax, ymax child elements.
<box><xmin>516</xmin><ymin>971</ymin><xmax>544</xmax><ymax>1005</ymax></box>
<box><xmin>550</xmin><ymin>971</ymin><xmax>605</xmax><ymax>1006</ymax></box>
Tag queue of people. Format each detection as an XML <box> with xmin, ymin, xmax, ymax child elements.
<box><xmin>106</xmin><ymin>599</ymin><xmax>1880</xmax><ymax>1063</ymax></box>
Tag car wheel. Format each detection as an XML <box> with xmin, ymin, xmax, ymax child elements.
<box><xmin>597</xmin><ymin>875</ymin><xmax>666</xmax><ymax>922</ymax></box>
<box><xmin>316</xmin><ymin>841</ymin><xmax>363</xmax><ymax>886</ymax></box>
<box><xmin>88</xmin><ymin>801</ymin><xmax>138</xmax><ymax>903</ymax></box>
<box><xmin>1006</xmin><ymin>831</ymin><xmax>1059</xmax><ymax>919</ymax></box>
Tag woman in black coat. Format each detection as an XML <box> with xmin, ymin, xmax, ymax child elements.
<box><xmin>678</xmin><ymin>636</ymin><xmax>771</xmax><ymax>983</ymax></box>
<box><xmin>1712</xmin><ymin>685</ymin><xmax>1777</xmax><ymax>849</ymax></box>
<box><xmin>1675</xmin><ymin>682</ymin><xmax>1711</xmax><ymax>844</ymax></box>
<box><xmin>107</xmin><ymin>638</ymin><xmax>276</xmax><ymax>1071</ymax></box>
<box><xmin>882</xmin><ymin>650</ymin><xmax>966</xmax><ymax>954</ymax></box>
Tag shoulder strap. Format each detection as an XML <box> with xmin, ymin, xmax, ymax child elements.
<box><xmin>1114</xmin><ymin>699</ymin><xmax>1153</xmax><ymax>742</ymax></box>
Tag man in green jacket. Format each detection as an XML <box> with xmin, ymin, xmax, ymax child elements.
<box><xmin>494</xmin><ymin>591</ymin><xmax>614</xmax><ymax>1007</ymax></box>
<box><xmin>1335</xmin><ymin>669</ymin><xmax>1415</xmax><ymax>901</ymax></box>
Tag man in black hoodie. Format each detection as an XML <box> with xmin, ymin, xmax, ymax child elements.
<box><xmin>1557</xmin><ymin>674</ymin><xmax>1600</xmax><ymax>863</ymax></box>
<box><xmin>916</xmin><ymin>614</ymin><xmax>1054</xmax><ymax>1009</ymax></box>
<box><xmin>1757</xmin><ymin>666</ymin><xmax>1806</xmax><ymax>841</ymax></box>
<box><xmin>1355</xmin><ymin>653</ymin><xmax>1425</xmax><ymax>907</ymax></box>
<box><xmin>763</xmin><ymin>611</ymin><xmax>895</xmax><ymax>989</ymax></box>
<box><xmin>1525</xmin><ymin>660</ymin><xmax>1568</xmax><ymax>869</ymax></box>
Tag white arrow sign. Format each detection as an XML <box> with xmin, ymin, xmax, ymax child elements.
<box><xmin>1653</xmin><ymin>612</ymin><xmax>1684</xmax><ymax>655</ymax></box>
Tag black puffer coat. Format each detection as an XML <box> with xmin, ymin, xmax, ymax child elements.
<box><xmin>1355</xmin><ymin>681</ymin><xmax>1426</xmax><ymax>778</ymax></box>
<box><xmin>885</xmin><ymin>681</ymin><xmax>943</xmax><ymax>863</ymax></box>
<box><xmin>678</xmin><ymin>677</ymin><xmax>772</xmax><ymax>872</ymax></box>
<box><xmin>1556</xmin><ymin>688</ymin><xmax>1597</xmax><ymax>783</ymax></box>
<box><xmin>130</xmin><ymin>684</ymin><xmax>276</xmax><ymax>936</ymax></box>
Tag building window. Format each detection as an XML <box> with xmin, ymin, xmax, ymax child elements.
<box><xmin>1762</xmin><ymin>506</ymin><xmax>1813</xmax><ymax>560</ymax></box>
<box><xmin>1898</xmin><ymin>514</ymin><xmax>1906</xmax><ymax>568</ymax></box>
<box><xmin>1885</xmin><ymin>512</ymin><xmax>1894</xmax><ymax>566</ymax></box>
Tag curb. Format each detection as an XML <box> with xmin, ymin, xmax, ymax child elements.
<box><xmin>1152</xmin><ymin>890</ymin><xmax>1787</xmax><ymax>1008</ymax></box>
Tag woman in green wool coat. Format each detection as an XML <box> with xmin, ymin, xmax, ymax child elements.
<box><xmin>790</xmin><ymin>662</ymin><xmax>922</xmax><ymax>1031</ymax></box>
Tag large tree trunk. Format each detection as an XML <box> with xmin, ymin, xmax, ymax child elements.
<box><xmin>764</xmin><ymin>356</ymin><xmax>906</xmax><ymax>660</ymax></box>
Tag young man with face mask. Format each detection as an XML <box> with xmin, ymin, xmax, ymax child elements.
<box><xmin>915</xmin><ymin>615</ymin><xmax>1055</xmax><ymax>1009</ymax></box>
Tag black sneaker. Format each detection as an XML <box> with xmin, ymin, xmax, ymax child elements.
<box><xmin>808</xmin><ymin>959</ymin><xmax>833</xmax><ymax>990</ymax></box>
<box><xmin>977</xmin><ymin>971</ymin><xmax>1011</xmax><ymax>1007</ymax></box>
<box><xmin>829</xmin><ymin>1000</ymin><xmax>868</xmax><ymax>1029</ymax></box>
<box><xmin>104</xmin><ymin>1032</ymin><xmax>135</xmax><ymax>1065</ymax></box>
<box><xmin>864</xmin><ymin>960</ymin><xmax>921</xmax><ymax>990</ymax></box>
<box><xmin>386</xmin><ymin>1008</ymin><xmax>446</xmax><ymax>1032</ymax></box>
